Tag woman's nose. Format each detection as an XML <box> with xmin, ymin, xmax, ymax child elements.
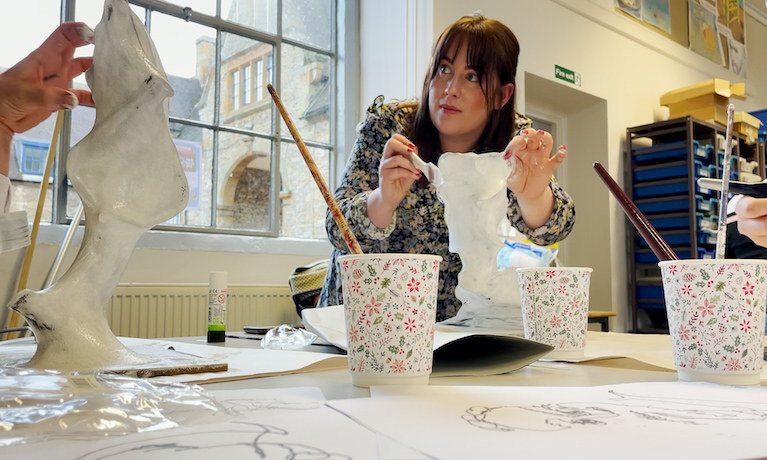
<box><xmin>444</xmin><ymin>78</ymin><xmax>457</xmax><ymax>96</ymax></box>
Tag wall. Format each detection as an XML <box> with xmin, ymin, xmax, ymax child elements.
<box><xmin>360</xmin><ymin>0</ymin><xmax>767</xmax><ymax>332</ymax></box>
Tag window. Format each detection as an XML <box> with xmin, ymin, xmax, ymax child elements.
<box><xmin>242</xmin><ymin>64</ymin><xmax>252</xmax><ymax>105</ymax></box>
<box><xmin>255</xmin><ymin>59</ymin><xmax>264</xmax><ymax>101</ymax></box>
<box><xmin>3</xmin><ymin>0</ymin><xmax>342</xmax><ymax>240</ymax></box>
<box><xmin>19</xmin><ymin>140</ymin><xmax>50</xmax><ymax>178</ymax></box>
<box><xmin>231</xmin><ymin>68</ymin><xmax>240</xmax><ymax>111</ymax></box>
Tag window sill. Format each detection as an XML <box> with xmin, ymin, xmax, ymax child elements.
<box><xmin>35</xmin><ymin>223</ymin><xmax>333</xmax><ymax>257</ymax></box>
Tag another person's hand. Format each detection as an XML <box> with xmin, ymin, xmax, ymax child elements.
<box><xmin>0</xmin><ymin>22</ymin><xmax>95</xmax><ymax>175</ymax></box>
<box><xmin>377</xmin><ymin>133</ymin><xmax>421</xmax><ymax>207</ymax></box>
<box><xmin>504</xmin><ymin>129</ymin><xmax>566</xmax><ymax>200</ymax></box>
<box><xmin>735</xmin><ymin>197</ymin><xmax>767</xmax><ymax>248</ymax></box>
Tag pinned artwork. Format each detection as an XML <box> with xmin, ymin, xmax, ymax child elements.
<box><xmin>5</xmin><ymin>0</ymin><xmax>196</xmax><ymax>371</ymax></box>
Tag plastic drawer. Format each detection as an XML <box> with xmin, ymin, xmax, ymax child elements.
<box><xmin>632</xmin><ymin>160</ymin><xmax>713</xmax><ymax>182</ymax></box>
<box><xmin>634</xmin><ymin>247</ymin><xmax>714</xmax><ymax>263</ymax></box>
<box><xmin>636</xmin><ymin>229</ymin><xmax>717</xmax><ymax>247</ymax></box>
<box><xmin>647</xmin><ymin>212</ymin><xmax>717</xmax><ymax>231</ymax></box>
<box><xmin>696</xmin><ymin>196</ymin><xmax>718</xmax><ymax>213</ymax></box>
<box><xmin>631</xmin><ymin>141</ymin><xmax>688</xmax><ymax>164</ymax></box>
<box><xmin>633</xmin><ymin>180</ymin><xmax>690</xmax><ymax>199</ymax></box>
<box><xmin>692</xmin><ymin>140</ymin><xmax>713</xmax><ymax>161</ymax></box>
<box><xmin>637</xmin><ymin>301</ymin><xmax>666</xmax><ymax>310</ymax></box>
<box><xmin>636</xmin><ymin>285</ymin><xmax>664</xmax><ymax>300</ymax></box>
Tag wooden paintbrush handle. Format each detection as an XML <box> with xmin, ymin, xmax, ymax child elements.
<box><xmin>267</xmin><ymin>84</ymin><xmax>363</xmax><ymax>255</ymax></box>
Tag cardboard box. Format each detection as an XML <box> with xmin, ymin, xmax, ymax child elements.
<box><xmin>660</xmin><ymin>78</ymin><xmax>746</xmax><ymax>125</ymax></box>
<box><xmin>733</xmin><ymin>111</ymin><xmax>763</xmax><ymax>143</ymax></box>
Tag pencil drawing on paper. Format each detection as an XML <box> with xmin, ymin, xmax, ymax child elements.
<box><xmin>462</xmin><ymin>390</ymin><xmax>767</xmax><ymax>432</ymax></box>
<box><xmin>72</xmin><ymin>396</ymin><xmax>354</xmax><ymax>460</ymax></box>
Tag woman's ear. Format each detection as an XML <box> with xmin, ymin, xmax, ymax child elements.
<box><xmin>496</xmin><ymin>83</ymin><xmax>514</xmax><ymax>110</ymax></box>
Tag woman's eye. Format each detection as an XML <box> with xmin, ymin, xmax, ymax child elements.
<box><xmin>438</xmin><ymin>64</ymin><xmax>451</xmax><ymax>75</ymax></box>
<box><xmin>466</xmin><ymin>73</ymin><xmax>479</xmax><ymax>83</ymax></box>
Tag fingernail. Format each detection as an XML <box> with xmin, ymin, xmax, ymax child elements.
<box><xmin>408</xmin><ymin>148</ymin><xmax>414</xmax><ymax>154</ymax></box>
<box><xmin>61</xmin><ymin>91</ymin><xmax>78</xmax><ymax>110</ymax></box>
<box><xmin>521</xmin><ymin>129</ymin><xmax>529</xmax><ymax>135</ymax></box>
<box><xmin>77</xmin><ymin>24</ymin><xmax>95</xmax><ymax>44</ymax></box>
<box><xmin>504</xmin><ymin>151</ymin><xmax>512</xmax><ymax>160</ymax></box>
<box><xmin>561</xmin><ymin>144</ymin><xmax>566</xmax><ymax>149</ymax></box>
<box><xmin>408</xmin><ymin>143</ymin><xmax>415</xmax><ymax>149</ymax></box>
<box><xmin>537</xmin><ymin>129</ymin><xmax>545</xmax><ymax>135</ymax></box>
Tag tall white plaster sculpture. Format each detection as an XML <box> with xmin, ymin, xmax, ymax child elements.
<box><xmin>8</xmin><ymin>0</ymin><xmax>189</xmax><ymax>371</ymax></box>
<box><xmin>437</xmin><ymin>152</ymin><xmax>523</xmax><ymax>332</ymax></box>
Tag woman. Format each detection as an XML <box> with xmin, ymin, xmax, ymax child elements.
<box><xmin>319</xmin><ymin>13</ymin><xmax>575</xmax><ymax>321</ymax></box>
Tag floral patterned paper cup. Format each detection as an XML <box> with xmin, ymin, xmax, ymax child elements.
<box><xmin>516</xmin><ymin>267</ymin><xmax>593</xmax><ymax>360</ymax></box>
<box><xmin>339</xmin><ymin>253</ymin><xmax>442</xmax><ymax>388</ymax></box>
<box><xmin>659</xmin><ymin>259</ymin><xmax>767</xmax><ymax>385</ymax></box>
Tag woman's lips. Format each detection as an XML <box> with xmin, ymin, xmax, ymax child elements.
<box><xmin>440</xmin><ymin>104</ymin><xmax>460</xmax><ymax>114</ymax></box>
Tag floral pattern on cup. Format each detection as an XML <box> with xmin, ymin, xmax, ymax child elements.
<box><xmin>517</xmin><ymin>268</ymin><xmax>592</xmax><ymax>350</ymax></box>
<box><xmin>340</xmin><ymin>254</ymin><xmax>442</xmax><ymax>376</ymax></box>
<box><xmin>659</xmin><ymin>260</ymin><xmax>767</xmax><ymax>375</ymax></box>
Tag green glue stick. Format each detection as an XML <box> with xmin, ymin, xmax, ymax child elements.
<box><xmin>207</xmin><ymin>271</ymin><xmax>227</xmax><ymax>342</ymax></box>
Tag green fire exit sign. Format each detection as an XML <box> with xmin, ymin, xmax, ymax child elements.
<box><xmin>555</xmin><ymin>65</ymin><xmax>581</xmax><ymax>86</ymax></box>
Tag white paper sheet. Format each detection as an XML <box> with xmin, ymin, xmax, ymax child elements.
<box><xmin>0</xmin><ymin>337</ymin><xmax>348</xmax><ymax>384</ymax></box>
<box><xmin>4</xmin><ymin>387</ymin><xmax>429</xmax><ymax>460</ymax></box>
<box><xmin>329</xmin><ymin>382</ymin><xmax>767</xmax><ymax>460</ymax></box>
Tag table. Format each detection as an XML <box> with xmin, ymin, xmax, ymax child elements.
<box><xmin>587</xmin><ymin>311</ymin><xmax>617</xmax><ymax>332</ymax></box>
<box><xmin>173</xmin><ymin>332</ymin><xmax>678</xmax><ymax>400</ymax></box>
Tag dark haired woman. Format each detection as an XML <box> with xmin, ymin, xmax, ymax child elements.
<box><xmin>319</xmin><ymin>14</ymin><xmax>575</xmax><ymax>321</ymax></box>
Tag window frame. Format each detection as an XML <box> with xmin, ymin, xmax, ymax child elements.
<box><xmin>50</xmin><ymin>0</ymin><xmax>356</xmax><ymax>244</ymax></box>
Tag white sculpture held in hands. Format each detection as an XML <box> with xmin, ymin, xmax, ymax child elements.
<box><xmin>8</xmin><ymin>0</ymin><xmax>189</xmax><ymax>370</ymax></box>
<box><xmin>437</xmin><ymin>152</ymin><xmax>523</xmax><ymax>331</ymax></box>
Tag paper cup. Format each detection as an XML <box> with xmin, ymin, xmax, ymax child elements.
<box><xmin>339</xmin><ymin>253</ymin><xmax>442</xmax><ymax>388</ymax></box>
<box><xmin>659</xmin><ymin>259</ymin><xmax>767</xmax><ymax>385</ymax></box>
<box><xmin>516</xmin><ymin>267</ymin><xmax>592</xmax><ymax>359</ymax></box>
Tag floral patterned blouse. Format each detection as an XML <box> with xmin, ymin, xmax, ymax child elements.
<box><xmin>319</xmin><ymin>96</ymin><xmax>576</xmax><ymax>321</ymax></box>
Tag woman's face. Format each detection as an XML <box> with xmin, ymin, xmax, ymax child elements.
<box><xmin>428</xmin><ymin>42</ymin><xmax>490</xmax><ymax>153</ymax></box>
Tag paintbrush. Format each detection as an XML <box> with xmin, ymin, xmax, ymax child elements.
<box><xmin>267</xmin><ymin>84</ymin><xmax>363</xmax><ymax>255</ymax></box>
<box><xmin>715</xmin><ymin>104</ymin><xmax>736</xmax><ymax>259</ymax></box>
<box><xmin>593</xmin><ymin>162</ymin><xmax>678</xmax><ymax>261</ymax></box>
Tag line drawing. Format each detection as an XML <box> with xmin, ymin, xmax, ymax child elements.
<box><xmin>74</xmin><ymin>421</ymin><xmax>353</xmax><ymax>460</ymax></box>
<box><xmin>462</xmin><ymin>389</ymin><xmax>767</xmax><ymax>432</ymax></box>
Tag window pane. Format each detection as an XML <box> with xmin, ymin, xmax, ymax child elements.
<box><xmin>217</xmin><ymin>133</ymin><xmax>272</xmax><ymax>231</ymax></box>
<box><xmin>279</xmin><ymin>45</ymin><xmax>331</xmax><ymax>144</ymax></box>
<box><xmin>151</xmin><ymin>12</ymin><xmax>215</xmax><ymax>124</ymax></box>
<box><xmin>221</xmin><ymin>0</ymin><xmax>278</xmax><ymax>34</ymax></box>
<box><xmin>283</xmin><ymin>0</ymin><xmax>331</xmax><ymax>50</ymax></box>
<box><xmin>243</xmin><ymin>64</ymin><xmax>252</xmax><ymax>105</ymax></box>
<box><xmin>255</xmin><ymin>60</ymin><xmax>264</xmax><ymax>101</ymax></box>
<box><xmin>220</xmin><ymin>32</ymin><xmax>273</xmax><ymax>134</ymax></box>
<box><xmin>167</xmin><ymin>123</ymin><xmax>213</xmax><ymax>227</ymax></box>
<box><xmin>279</xmin><ymin>142</ymin><xmax>328</xmax><ymax>239</ymax></box>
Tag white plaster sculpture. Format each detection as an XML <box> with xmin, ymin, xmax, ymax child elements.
<box><xmin>8</xmin><ymin>0</ymin><xmax>189</xmax><ymax>370</ymax></box>
<box><xmin>437</xmin><ymin>152</ymin><xmax>523</xmax><ymax>331</ymax></box>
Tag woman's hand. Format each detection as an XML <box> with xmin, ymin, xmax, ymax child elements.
<box><xmin>504</xmin><ymin>129</ymin><xmax>566</xmax><ymax>228</ymax></box>
<box><xmin>367</xmin><ymin>133</ymin><xmax>421</xmax><ymax>228</ymax></box>
<box><xmin>735</xmin><ymin>197</ymin><xmax>767</xmax><ymax>248</ymax></box>
<box><xmin>0</xmin><ymin>22</ymin><xmax>95</xmax><ymax>139</ymax></box>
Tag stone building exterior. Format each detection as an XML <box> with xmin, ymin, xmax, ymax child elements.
<box><xmin>7</xmin><ymin>0</ymin><xmax>333</xmax><ymax>241</ymax></box>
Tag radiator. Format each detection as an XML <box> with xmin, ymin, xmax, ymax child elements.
<box><xmin>107</xmin><ymin>284</ymin><xmax>298</xmax><ymax>338</ymax></box>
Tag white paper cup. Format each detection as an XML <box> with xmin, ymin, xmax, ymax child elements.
<box><xmin>516</xmin><ymin>267</ymin><xmax>592</xmax><ymax>359</ymax></box>
<box><xmin>659</xmin><ymin>259</ymin><xmax>767</xmax><ymax>385</ymax></box>
<box><xmin>339</xmin><ymin>253</ymin><xmax>442</xmax><ymax>388</ymax></box>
